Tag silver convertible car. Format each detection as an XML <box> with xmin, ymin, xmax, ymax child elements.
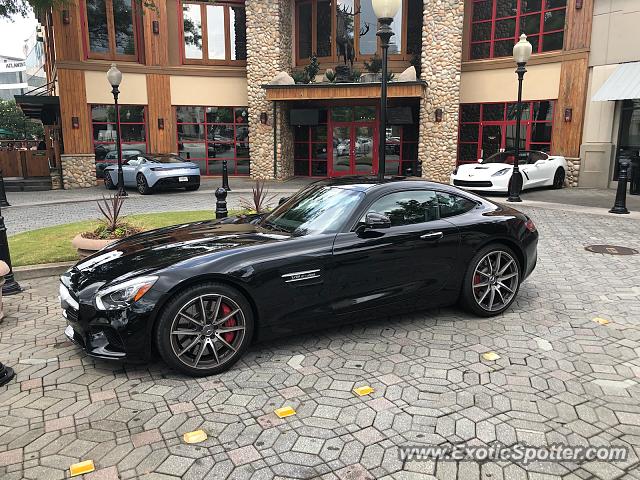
<box><xmin>104</xmin><ymin>154</ymin><xmax>201</xmax><ymax>195</ymax></box>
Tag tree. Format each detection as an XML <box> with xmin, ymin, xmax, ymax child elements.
<box><xmin>0</xmin><ymin>100</ymin><xmax>44</xmax><ymax>139</ymax></box>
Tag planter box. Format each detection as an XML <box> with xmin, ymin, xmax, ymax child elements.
<box><xmin>72</xmin><ymin>235</ymin><xmax>115</xmax><ymax>259</ymax></box>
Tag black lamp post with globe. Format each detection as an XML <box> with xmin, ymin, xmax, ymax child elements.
<box><xmin>106</xmin><ymin>64</ymin><xmax>127</xmax><ymax>197</ymax></box>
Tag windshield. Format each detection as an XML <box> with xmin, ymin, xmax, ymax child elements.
<box><xmin>481</xmin><ymin>152</ymin><xmax>516</xmax><ymax>164</ymax></box>
<box><xmin>261</xmin><ymin>185</ymin><xmax>364</xmax><ymax>236</ymax></box>
<box><xmin>147</xmin><ymin>155</ymin><xmax>186</xmax><ymax>164</ymax></box>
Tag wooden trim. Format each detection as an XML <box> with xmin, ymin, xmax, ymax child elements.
<box><xmin>146</xmin><ymin>74</ymin><xmax>174</xmax><ymax>153</ymax></box>
<box><xmin>564</xmin><ymin>0</ymin><xmax>594</xmax><ymax>51</ymax></box>
<box><xmin>81</xmin><ymin>0</ymin><xmax>141</xmax><ymax>62</ymax></box>
<box><xmin>56</xmin><ymin>60</ymin><xmax>247</xmax><ymax>77</ymax></box>
<box><xmin>53</xmin><ymin>0</ymin><xmax>84</xmax><ymax>62</ymax></box>
<box><xmin>58</xmin><ymin>69</ymin><xmax>92</xmax><ymax>154</ymax></box>
<box><xmin>264</xmin><ymin>82</ymin><xmax>426</xmax><ymax>101</ymax></box>
<box><xmin>462</xmin><ymin>48</ymin><xmax>589</xmax><ymax>72</ymax></box>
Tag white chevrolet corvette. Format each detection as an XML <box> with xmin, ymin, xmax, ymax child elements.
<box><xmin>450</xmin><ymin>151</ymin><xmax>568</xmax><ymax>193</ymax></box>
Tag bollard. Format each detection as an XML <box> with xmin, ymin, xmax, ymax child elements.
<box><xmin>610</xmin><ymin>157</ymin><xmax>631</xmax><ymax>214</ymax></box>
<box><xmin>222</xmin><ymin>159</ymin><xmax>231</xmax><ymax>191</ymax></box>
<box><xmin>215</xmin><ymin>187</ymin><xmax>228</xmax><ymax>219</ymax></box>
<box><xmin>0</xmin><ymin>361</ymin><xmax>15</xmax><ymax>387</ymax></box>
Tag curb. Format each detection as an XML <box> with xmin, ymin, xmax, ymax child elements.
<box><xmin>14</xmin><ymin>262</ymin><xmax>75</xmax><ymax>281</ymax></box>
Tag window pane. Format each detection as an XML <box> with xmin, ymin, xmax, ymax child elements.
<box><xmin>472</xmin><ymin>22</ymin><xmax>491</xmax><ymax>42</ymax></box>
<box><xmin>332</xmin><ymin>107</ymin><xmax>352</xmax><ymax>122</ymax></box>
<box><xmin>91</xmin><ymin>105</ymin><xmax>114</xmax><ymax>122</ymax></box>
<box><xmin>496</xmin><ymin>0</ymin><xmax>517</xmax><ymax>18</ymax></box>
<box><xmin>93</xmin><ymin>124</ymin><xmax>117</xmax><ymax>142</ymax></box>
<box><xmin>482</xmin><ymin>103</ymin><xmax>505</xmax><ymax>121</ymax></box>
<box><xmin>507</xmin><ymin>102</ymin><xmax>530</xmax><ymax>120</ymax></box>
<box><xmin>530</xmin><ymin>143</ymin><xmax>550</xmax><ymax>152</ymax></box>
<box><xmin>177</xmin><ymin>106</ymin><xmax>204</xmax><ymax>123</ymax></box>
<box><xmin>527</xmin><ymin>34</ymin><xmax>540</xmax><ymax>52</ymax></box>
<box><xmin>317</xmin><ymin>0</ymin><xmax>332</xmax><ymax>57</ymax></box>
<box><xmin>367</xmin><ymin>191</ymin><xmax>439</xmax><ymax>226</ymax></box>
<box><xmin>542</xmin><ymin>32</ymin><xmax>563</xmax><ymax>51</ymax></box>
<box><xmin>532</xmin><ymin>101</ymin><xmax>554</xmax><ymax>121</ymax></box>
<box><xmin>113</xmin><ymin>0</ymin><xmax>135</xmax><ymax>55</ymax></box>
<box><xmin>229</xmin><ymin>7</ymin><xmax>247</xmax><ymax>60</ymax></box>
<box><xmin>178</xmin><ymin>142</ymin><xmax>205</xmax><ymax>159</ymax></box>
<box><xmin>236</xmin><ymin>140</ymin><xmax>250</xmax><ymax>158</ymax></box>
<box><xmin>461</xmin><ymin>104</ymin><xmax>481</xmax><ymax>123</ymax></box>
<box><xmin>473</xmin><ymin>0</ymin><xmax>492</xmax><ymax>21</ymax></box>
<box><xmin>546</xmin><ymin>0</ymin><xmax>566</xmax><ymax>8</ymax></box>
<box><xmin>206</xmin><ymin>107</ymin><xmax>233</xmax><ymax>123</ymax></box>
<box><xmin>522</xmin><ymin>0</ymin><xmax>542</xmax><ymax>13</ymax></box>
<box><xmin>297</xmin><ymin>2</ymin><xmax>312</xmax><ymax>59</ymax></box>
<box><xmin>120</xmin><ymin>124</ymin><xmax>145</xmax><ymax>142</ymax></box>
<box><xmin>235</xmin><ymin>108</ymin><xmax>249</xmax><ymax>123</ymax></box>
<box><xmin>295</xmin><ymin>160</ymin><xmax>310</xmax><ymax>176</ymax></box>
<box><xmin>355</xmin><ymin>106</ymin><xmax>376</xmax><ymax>121</ymax></box>
<box><xmin>495</xmin><ymin>18</ymin><xmax>516</xmax><ymax>39</ymax></box>
<box><xmin>471</xmin><ymin>42</ymin><xmax>490</xmax><ymax>59</ymax></box>
<box><xmin>505</xmin><ymin>124</ymin><xmax>526</xmax><ymax>149</ymax></box>
<box><xmin>458</xmin><ymin>143</ymin><xmax>478</xmax><ymax>162</ymax></box>
<box><xmin>531</xmin><ymin>122</ymin><xmax>552</xmax><ymax>143</ymax></box>
<box><xmin>183</xmin><ymin>4</ymin><xmax>203</xmax><ymax>59</ymax></box>
<box><xmin>520</xmin><ymin>14</ymin><xmax>540</xmax><ymax>36</ymax></box>
<box><xmin>313</xmin><ymin>143</ymin><xmax>328</xmax><ymax>159</ymax></box>
<box><xmin>207</xmin><ymin>5</ymin><xmax>226</xmax><ymax>60</ymax></box>
<box><xmin>359</xmin><ymin>0</ymin><xmax>377</xmax><ymax>55</ymax></box>
<box><xmin>619</xmin><ymin>102</ymin><xmax>640</xmax><ymax>146</ymax></box>
<box><xmin>406</xmin><ymin>0</ymin><xmax>422</xmax><ymax>54</ymax></box>
<box><xmin>389</xmin><ymin>0</ymin><xmax>403</xmax><ymax>54</ymax></box>
<box><xmin>87</xmin><ymin>0</ymin><xmax>109</xmax><ymax>53</ymax></box>
<box><xmin>437</xmin><ymin>193</ymin><xmax>477</xmax><ymax>218</ymax></box>
<box><xmin>311</xmin><ymin>161</ymin><xmax>327</xmax><ymax>176</ymax></box>
<box><xmin>177</xmin><ymin>124</ymin><xmax>205</xmax><ymax>141</ymax></box>
<box><xmin>120</xmin><ymin>106</ymin><xmax>144</xmax><ymax>122</ymax></box>
<box><xmin>544</xmin><ymin>9</ymin><xmax>565</xmax><ymax>31</ymax></box>
<box><xmin>312</xmin><ymin>126</ymin><xmax>327</xmax><ymax>141</ymax></box>
<box><xmin>460</xmin><ymin>124</ymin><xmax>479</xmax><ymax>142</ymax></box>
<box><xmin>494</xmin><ymin>39</ymin><xmax>514</xmax><ymax>57</ymax></box>
<box><xmin>237</xmin><ymin>159</ymin><xmax>250</xmax><ymax>175</ymax></box>
<box><xmin>294</xmin><ymin>126</ymin><xmax>310</xmax><ymax>141</ymax></box>
<box><xmin>208</xmin><ymin>125</ymin><xmax>234</xmax><ymax>142</ymax></box>
<box><xmin>401</xmin><ymin>142</ymin><xmax>417</xmax><ymax>160</ymax></box>
<box><xmin>295</xmin><ymin>142</ymin><xmax>310</xmax><ymax>159</ymax></box>
<box><xmin>336</xmin><ymin>0</ymin><xmax>355</xmax><ymax>58</ymax></box>
<box><xmin>208</xmin><ymin>142</ymin><xmax>233</xmax><ymax>158</ymax></box>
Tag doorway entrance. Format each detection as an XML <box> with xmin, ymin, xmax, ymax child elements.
<box><xmin>331</xmin><ymin>123</ymin><xmax>377</xmax><ymax>176</ymax></box>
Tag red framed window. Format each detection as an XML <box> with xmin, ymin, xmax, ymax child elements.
<box><xmin>294</xmin><ymin>109</ymin><xmax>329</xmax><ymax>177</ymax></box>
<box><xmin>91</xmin><ymin>104</ymin><xmax>147</xmax><ymax>172</ymax></box>
<box><xmin>470</xmin><ymin>0</ymin><xmax>566</xmax><ymax>60</ymax></box>
<box><xmin>82</xmin><ymin>0</ymin><xmax>141</xmax><ymax>61</ymax></box>
<box><xmin>384</xmin><ymin>125</ymin><xmax>418</xmax><ymax>176</ymax></box>
<box><xmin>457</xmin><ymin>100</ymin><xmax>555</xmax><ymax>164</ymax></box>
<box><xmin>176</xmin><ymin>106</ymin><xmax>249</xmax><ymax>176</ymax></box>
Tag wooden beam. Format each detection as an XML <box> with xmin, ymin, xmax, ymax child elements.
<box><xmin>264</xmin><ymin>83</ymin><xmax>426</xmax><ymax>101</ymax></box>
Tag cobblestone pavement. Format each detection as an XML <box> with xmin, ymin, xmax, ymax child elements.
<box><xmin>1</xmin><ymin>205</ymin><xmax>640</xmax><ymax>479</ymax></box>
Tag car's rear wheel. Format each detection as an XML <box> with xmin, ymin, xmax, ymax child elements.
<box><xmin>104</xmin><ymin>173</ymin><xmax>116</xmax><ymax>190</ymax></box>
<box><xmin>461</xmin><ymin>244</ymin><xmax>521</xmax><ymax>317</ymax></box>
<box><xmin>552</xmin><ymin>168</ymin><xmax>565</xmax><ymax>189</ymax></box>
<box><xmin>155</xmin><ymin>283</ymin><xmax>254</xmax><ymax>376</ymax></box>
<box><xmin>136</xmin><ymin>174</ymin><xmax>152</xmax><ymax>195</ymax></box>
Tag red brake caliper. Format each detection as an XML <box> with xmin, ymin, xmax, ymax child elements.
<box><xmin>221</xmin><ymin>304</ymin><xmax>236</xmax><ymax>343</ymax></box>
<box><xmin>474</xmin><ymin>274</ymin><xmax>481</xmax><ymax>285</ymax></box>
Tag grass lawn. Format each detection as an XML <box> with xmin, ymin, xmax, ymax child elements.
<box><xmin>9</xmin><ymin>210</ymin><xmax>235</xmax><ymax>267</ymax></box>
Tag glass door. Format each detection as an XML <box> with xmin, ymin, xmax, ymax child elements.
<box><xmin>331</xmin><ymin>126</ymin><xmax>352</xmax><ymax>175</ymax></box>
<box><xmin>331</xmin><ymin>123</ymin><xmax>377</xmax><ymax>176</ymax></box>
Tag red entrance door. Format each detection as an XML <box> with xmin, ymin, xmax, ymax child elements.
<box><xmin>330</xmin><ymin>122</ymin><xmax>378</xmax><ymax>176</ymax></box>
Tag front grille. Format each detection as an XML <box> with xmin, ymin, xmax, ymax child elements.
<box><xmin>454</xmin><ymin>179</ymin><xmax>493</xmax><ymax>188</ymax></box>
<box><xmin>66</xmin><ymin>308</ymin><xmax>79</xmax><ymax>323</ymax></box>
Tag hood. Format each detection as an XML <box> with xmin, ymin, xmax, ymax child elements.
<box><xmin>66</xmin><ymin>216</ymin><xmax>287</xmax><ymax>290</ymax></box>
<box><xmin>456</xmin><ymin>163</ymin><xmax>513</xmax><ymax>177</ymax></box>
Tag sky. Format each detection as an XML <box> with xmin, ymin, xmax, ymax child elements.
<box><xmin>0</xmin><ymin>11</ymin><xmax>39</xmax><ymax>59</ymax></box>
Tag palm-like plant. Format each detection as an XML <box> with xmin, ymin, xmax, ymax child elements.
<box><xmin>97</xmin><ymin>194</ymin><xmax>126</xmax><ymax>233</ymax></box>
<box><xmin>240</xmin><ymin>180</ymin><xmax>277</xmax><ymax>213</ymax></box>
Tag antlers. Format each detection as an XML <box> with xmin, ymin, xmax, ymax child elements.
<box><xmin>338</xmin><ymin>4</ymin><xmax>361</xmax><ymax>16</ymax></box>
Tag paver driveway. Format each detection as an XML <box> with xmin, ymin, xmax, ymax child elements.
<box><xmin>1</xmin><ymin>205</ymin><xmax>639</xmax><ymax>480</ymax></box>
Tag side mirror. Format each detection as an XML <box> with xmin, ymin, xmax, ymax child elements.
<box><xmin>364</xmin><ymin>212</ymin><xmax>391</xmax><ymax>229</ymax></box>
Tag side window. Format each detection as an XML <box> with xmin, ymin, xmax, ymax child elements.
<box><xmin>529</xmin><ymin>151</ymin><xmax>547</xmax><ymax>163</ymax></box>
<box><xmin>437</xmin><ymin>192</ymin><xmax>477</xmax><ymax>218</ymax></box>
<box><xmin>365</xmin><ymin>191</ymin><xmax>439</xmax><ymax>227</ymax></box>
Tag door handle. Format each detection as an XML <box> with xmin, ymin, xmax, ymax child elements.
<box><xmin>420</xmin><ymin>232</ymin><xmax>443</xmax><ymax>241</ymax></box>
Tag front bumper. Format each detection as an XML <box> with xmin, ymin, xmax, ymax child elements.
<box><xmin>451</xmin><ymin>176</ymin><xmax>509</xmax><ymax>193</ymax></box>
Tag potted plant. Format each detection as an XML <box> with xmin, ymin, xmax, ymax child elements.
<box><xmin>72</xmin><ymin>195</ymin><xmax>142</xmax><ymax>258</ymax></box>
<box><xmin>240</xmin><ymin>180</ymin><xmax>277</xmax><ymax>213</ymax></box>
<box><xmin>361</xmin><ymin>55</ymin><xmax>383</xmax><ymax>82</ymax></box>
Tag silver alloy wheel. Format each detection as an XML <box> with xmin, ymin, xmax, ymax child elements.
<box><xmin>137</xmin><ymin>174</ymin><xmax>147</xmax><ymax>193</ymax></box>
<box><xmin>472</xmin><ymin>250</ymin><xmax>519</xmax><ymax>312</ymax></box>
<box><xmin>169</xmin><ymin>294</ymin><xmax>246</xmax><ymax>370</ymax></box>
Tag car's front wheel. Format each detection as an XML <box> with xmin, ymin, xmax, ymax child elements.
<box><xmin>155</xmin><ymin>283</ymin><xmax>254</xmax><ymax>376</ymax></box>
<box><xmin>104</xmin><ymin>173</ymin><xmax>116</xmax><ymax>190</ymax></box>
<box><xmin>460</xmin><ymin>244</ymin><xmax>521</xmax><ymax>317</ymax></box>
<box><xmin>136</xmin><ymin>174</ymin><xmax>152</xmax><ymax>195</ymax></box>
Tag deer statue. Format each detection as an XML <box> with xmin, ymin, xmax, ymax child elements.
<box><xmin>336</xmin><ymin>4</ymin><xmax>371</xmax><ymax>67</ymax></box>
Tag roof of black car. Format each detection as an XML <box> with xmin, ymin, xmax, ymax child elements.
<box><xmin>311</xmin><ymin>176</ymin><xmax>448</xmax><ymax>192</ymax></box>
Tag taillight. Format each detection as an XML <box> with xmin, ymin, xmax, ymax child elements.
<box><xmin>525</xmin><ymin>218</ymin><xmax>536</xmax><ymax>232</ymax></box>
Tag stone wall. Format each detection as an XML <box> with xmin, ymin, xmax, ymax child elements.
<box><xmin>246</xmin><ymin>0</ymin><xmax>294</xmax><ymax>180</ymax></box>
<box><xmin>418</xmin><ymin>0</ymin><xmax>465</xmax><ymax>183</ymax></box>
<box><xmin>61</xmin><ymin>154</ymin><xmax>96</xmax><ymax>189</ymax></box>
<box><xmin>566</xmin><ymin>157</ymin><xmax>581</xmax><ymax>187</ymax></box>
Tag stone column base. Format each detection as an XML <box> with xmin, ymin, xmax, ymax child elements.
<box><xmin>565</xmin><ymin>157</ymin><xmax>581</xmax><ymax>187</ymax></box>
<box><xmin>61</xmin><ymin>154</ymin><xmax>96</xmax><ymax>189</ymax></box>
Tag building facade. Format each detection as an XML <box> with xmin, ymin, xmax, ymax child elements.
<box><xmin>37</xmin><ymin>0</ymin><xmax>594</xmax><ymax>188</ymax></box>
<box><xmin>0</xmin><ymin>55</ymin><xmax>28</xmax><ymax>101</ymax></box>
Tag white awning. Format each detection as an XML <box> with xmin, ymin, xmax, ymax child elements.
<box><xmin>592</xmin><ymin>62</ymin><xmax>640</xmax><ymax>101</ymax></box>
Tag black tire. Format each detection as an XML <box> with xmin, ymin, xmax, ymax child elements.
<box><xmin>185</xmin><ymin>184</ymin><xmax>200</xmax><ymax>191</ymax></box>
<box><xmin>460</xmin><ymin>244</ymin><xmax>521</xmax><ymax>317</ymax></box>
<box><xmin>104</xmin><ymin>172</ymin><xmax>116</xmax><ymax>190</ymax></box>
<box><xmin>155</xmin><ymin>282</ymin><xmax>254</xmax><ymax>376</ymax></box>
<box><xmin>552</xmin><ymin>168</ymin><xmax>565</xmax><ymax>189</ymax></box>
<box><xmin>136</xmin><ymin>174</ymin><xmax>152</xmax><ymax>195</ymax></box>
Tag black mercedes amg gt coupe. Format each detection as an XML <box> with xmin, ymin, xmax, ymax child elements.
<box><xmin>60</xmin><ymin>177</ymin><xmax>538</xmax><ymax>376</ymax></box>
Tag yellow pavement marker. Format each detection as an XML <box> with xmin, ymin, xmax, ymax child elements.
<box><xmin>482</xmin><ymin>351</ymin><xmax>501</xmax><ymax>361</ymax></box>
<box><xmin>183</xmin><ymin>430</ymin><xmax>208</xmax><ymax>444</ymax></box>
<box><xmin>70</xmin><ymin>460</ymin><xmax>95</xmax><ymax>477</ymax></box>
<box><xmin>274</xmin><ymin>406</ymin><xmax>296</xmax><ymax>418</ymax></box>
<box><xmin>593</xmin><ymin>317</ymin><xmax>610</xmax><ymax>325</ymax></box>
<box><xmin>353</xmin><ymin>385</ymin><xmax>374</xmax><ymax>397</ymax></box>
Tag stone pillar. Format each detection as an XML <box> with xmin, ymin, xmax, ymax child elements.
<box><xmin>418</xmin><ymin>0</ymin><xmax>464</xmax><ymax>183</ymax></box>
<box><xmin>245</xmin><ymin>0</ymin><xmax>294</xmax><ymax>179</ymax></box>
<box><xmin>61</xmin><ymin>154</ymin><xmax>96</xmax><ymax>189</ymax></box>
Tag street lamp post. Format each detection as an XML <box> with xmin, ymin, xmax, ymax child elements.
<box><xmin>372</xmin><ymin>0</ymin><xmax>401</xmax><ymax>182</ymax></box>
<box><xmin>508</xmin><ymin>34</ymin><xmax>532</xmax><ymax>203</ymax></box>
<box><xmin>106</xmin><ymin>64</ymin><xmax>127</xmax><ymax>197</ymax></box>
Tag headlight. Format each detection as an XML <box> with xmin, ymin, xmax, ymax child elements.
<box><xmin>492</xmin><ymin>168</ymin><xmax>511</xmax><ymax>177</ymax></box>
<box><xmin>95</xmin><ymin>275</ymin><xmax>158</xmax><ymax>311</ymax></box>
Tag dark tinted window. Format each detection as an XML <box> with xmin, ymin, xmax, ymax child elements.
<box><xmin>437</xmin><ymin>193</ymin><xmax>477</xmax><ymax>218</ymax></box>
<box><xmin>366</xmin><ymin>191</ymin><xmax>439</xmax><ymax>227</ymax></box>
